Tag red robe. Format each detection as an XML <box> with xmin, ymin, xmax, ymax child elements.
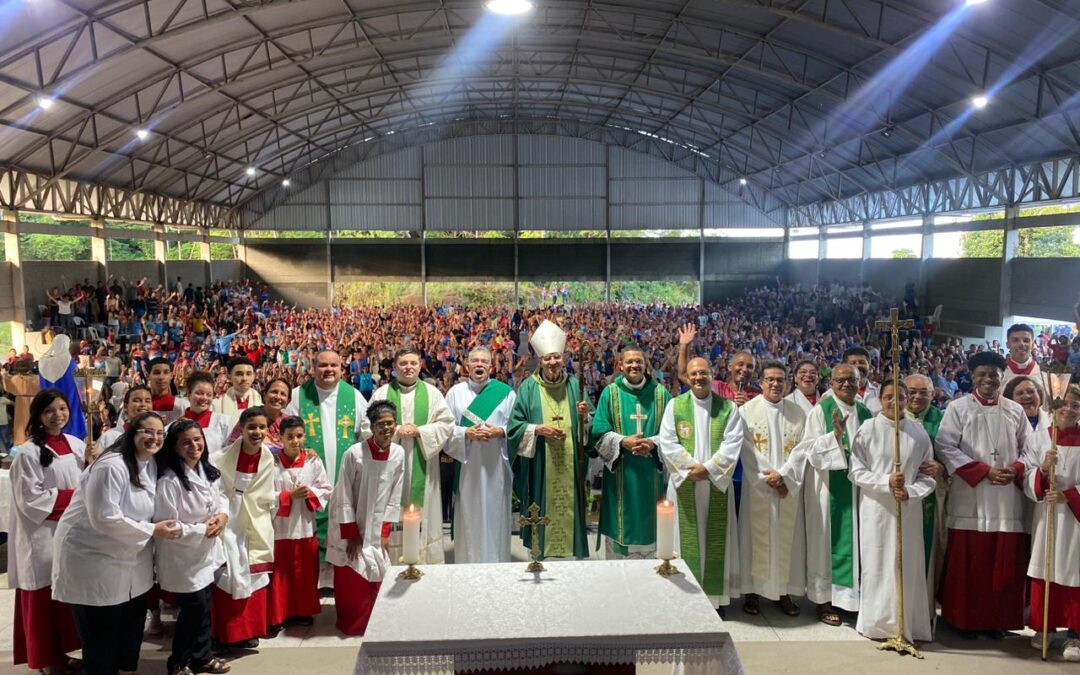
<box><xmin>267</xmin><ymin>452</ymin><xmax>323</xmax><ymax>626</ymax></box>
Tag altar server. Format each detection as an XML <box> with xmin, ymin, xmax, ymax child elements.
<box><xmin>154</xmin><ymin>419</ymin><xmax>231</xmax><ymax>675</ymax></box>
<box><xmin>267</xmin><ymin>416</ymin><xmax>332</xmax><ymax>631</ymax></box>
<box><xmin>327</xmin><ymin>401</ymin><xmax>405</xmax><ymax>636</ymax></box>
<box><xmin>9</xmin><ymin>390</ymin><xmax>83</xmax><ymax>674</ymax></box>
<box><xmin>179</xmin><ymin>370</ymin><xmax>235</xmax><ymax>453</ymax></box>
<box><xmin>52</xmin><ymin>412</ymin><xmax>181</xmax><ymax>675</ymax></box>
<box><xmin>146</xmin><ymin>357</ymin><xmax>187</xmax><ymax>424</ymax></box>
<box><xmin>1000</xmin><ymin>323</ymin><xmax>1043</xmax><ymax>395</ymax></box>
<box><xmin>849</xmin><ymin>381</ymin><xmax>936</xmax><ymax>643</ymax></box>
<box><xmin>98</xmin><ymin>384</ymin><xmax>153</xmax><ymax>452</ymax></box>
<box><xmin>214</xmin><ymin>357</ymin><xmax>263</xmax><ymax>417</ymax></box>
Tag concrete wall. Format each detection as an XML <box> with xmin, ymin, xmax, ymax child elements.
<box><xmin>1009</xmin><ymin>258</ymin><xmax>1080</xmax><ymax>323</ymax></box>
<box><xmin>110</xmin><ymin>260</ymin><xmax>163</xmax><ymax>287</ymax></box>
<box><xmin>0</xmin><ymin>261</ymin><xmax>14</xmax><ymax>323</ymax></box>
<box><xmin>167</xmin><ymin>261</ymin><xmax>209</xmax><ymax>290</ymax></box>
<box><xmin>244</xmin><ymin>240</ymin><xmax>329</xmax><ymax>308</ymax></box>
<box><xmin>211</xmin><ymin>260</ymin><xmax>244</xmax><ymax>283</ymax></box>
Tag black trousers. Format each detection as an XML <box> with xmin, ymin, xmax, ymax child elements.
<box><xmin>172</xmin><ymin>584</ymin><xmax>213</xmax><ymax>669</ymax></box>
<box><xmin>71</xmin><ymin>593</ymin><xmax>146</xmax><ymax>675</ymax></box>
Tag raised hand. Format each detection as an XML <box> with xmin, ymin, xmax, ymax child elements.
<box><xmin>831</xmin><ymin>408</ymin><xmax>846</xmax><ymax>443</ymax></box>
<box><xmin>678</xmin><ymin>323</ymin><xmax>697</xmax><ymax>347</ymax></box>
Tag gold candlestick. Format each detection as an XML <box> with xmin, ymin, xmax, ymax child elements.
<box><xmin>74</xmin><ymin>366</ymin><xmax>106</xmax><ymax>445</ymax></box>
<box><xmin>1040</xmin><ymin>365</ymin><xmax>1074</xmax><ymax>661</ymax></box>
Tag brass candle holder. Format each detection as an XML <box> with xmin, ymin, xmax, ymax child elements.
<box><xmin>655</xmin><ymin>556</ymin><xmax>679</xmax><ymax>577</ymax></box>
<box><xmin>398</xmin><ymin>562</ymin><xmax>424</xmax><ymax>581</ymax></box>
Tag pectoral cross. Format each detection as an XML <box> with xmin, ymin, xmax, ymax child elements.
<box><xmin>990</xmin><ymin>448</ymin><xmax>1001</xmax><ymax>466</ymax></box>
<box><xmin>630</xmin><ymin>403</ymin><xmax>648</xmax><ymax>436</ymax></box>
<box><xmin>518</xmin><ymin>502</ymin><xmax>551</xmax><ymax>573</ymax></box>
<box><xmin>550</xmin><ymin>412</ymin><xmax>564</xmax><ymax>423</ymax></box>
<box><xmin>304</xmin><ymin>412</ymin><xmax>320</xmax><ymax>436</ymax></box>
<box><xmin>339</xmin><ymin>416</ymin><xmax>354</xmax><ymax>440</ymax></box>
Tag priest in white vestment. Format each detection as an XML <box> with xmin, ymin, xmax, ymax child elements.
<box><xmin>444</xmin><ymin>347</ymin><xmax>516</xmax><ymax>563</ymax></box>
<box><xmin>739</xmin><ymin>361</ymin><xmax>807</xmax><ymax>616</ymax></box>
<box><xmin>849</xmin><ymin>381</ymin><xmax>935</xmax><ymax>643</ymax></box>
<box><xmin>798</xmin><ymin>363</ymin><xmax>872</xmax><ymax>624</ymax></box>
<box><xmin>657</xmin><ymin>357</ymin><xmax>742</xmax><ymax>610</ymax></box>
<box><xmin>369</xmin><ymin>346</ymin><xmax>455</xmax><ymax>564</ymax></box>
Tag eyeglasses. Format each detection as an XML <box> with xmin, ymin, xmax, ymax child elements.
<box><xmin>832</xmin><ymin>377</ymin><xmax>858</xmax><ymax>385</ymax></box>
<box><xmin>761</xmin><ymin>377</ymin><xmax>786</xmax><ymax>385</ymax></box>
<box><xmin>137</xmin><ymin>429</ymin><xmax>166</xmax><ymax>439</ymax></box>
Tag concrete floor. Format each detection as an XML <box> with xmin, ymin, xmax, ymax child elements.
<box><xmin>0</xmin><ymin>532</ymin><xmax>1076</xmax><ymax>675</ymax></box>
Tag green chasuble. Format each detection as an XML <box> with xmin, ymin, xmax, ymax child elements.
<box><xmin>589</xmin><ymin>375</ymin><xmax>670</xmax><ymax>555</ymax></box>
<box><xmin>671</xmin><ymin>392</ymin><xmax>734</xmax><ymax>597</ymax></box>
<box><xmin>817</xmin><ymin>396</ymin><xmax>872</xmax><ymax>589</ymax></box>
<box><xmin>911</xmin><ymin>405</ymin><xmax>943</xmax><ymax>571</ymax></box>
<box><xmin>298</xmin><ymin>379</ymin><xmax>359</xmax><ymax>560</ymax></box>
<box><xmin>507</xmin><ymin>372</ymin><xmax>593</xmax><ymax>559</ymax></box>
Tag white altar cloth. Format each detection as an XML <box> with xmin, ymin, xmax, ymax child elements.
<box><xmin>354</xmin><ymin>559</ymin><xmax>743</xmax><ymax>675</ymax></box>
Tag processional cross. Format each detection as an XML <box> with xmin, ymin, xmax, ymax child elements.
<box><xmin>519</xmin><ymin>502</ymin><xmax>551</xmax><ymax>573</ymax></box>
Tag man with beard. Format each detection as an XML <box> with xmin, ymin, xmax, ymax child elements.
<box><xmin>444</xmin><ymin>347</ymin><xmax>516</xmax><ymax>563</ymax></box>
<box><xmin>508</xmin><ymin>320</ymin><xmax>592</xmax><ymax>560</ymax></box>
<box><xmin>589</xmin><ymin>344</ymin><xmax>671</xmax><ymax>559</ymax></box>
<box><xmin>786</xmin><ymin>358</ymin><xmax>821</xmax><ymax>415</ymax></box>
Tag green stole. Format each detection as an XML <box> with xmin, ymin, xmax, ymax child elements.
<box><xmin>817</xmin><ymin>396</ymin><xmax>872</xmax><ymax>589</ymax></box>
<box><xmin>535</xmin><ymin>372</ymin><xmax>576</xmax><ymax>558</ymax></box>
<box><xmin>386</xmin><ymin>381</ymin><xmax>429</xmax><ymax>507</ymax></box>
<box><xmin>914</xmin><ymin>405</ymin><xmax>943</xmax><ymax>572</ymax></box>
<box><xmin>597</xmin><ymin>376</ymin><xmax>667</xmax><ymax>554</ymax></box>
<box><xmin>450</xmin><ymin>379</ymin><xmax>514</xmax><ymax>539</ymax></box>
<box><xmin>672</xmin><ymin>392</ymin><xmax>733</xmax><ymax>597</ymax></box>
<box><xmin>299</xmin><ymin>380</ymin><xmax>358</xmax><ymax>558</ymax></box>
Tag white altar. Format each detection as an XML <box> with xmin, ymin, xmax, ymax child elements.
<box><xmin>354</xmin><ymin>559</ymin><xmax>743</xmax><ymax>675</ymax></box>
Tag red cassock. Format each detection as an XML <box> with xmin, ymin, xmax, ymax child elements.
<box><xmin>333</xmin><ymin>565</ymin><xmax>381</xmax><ymax>636</ymax></box>
<box><xmin>14</xmin><ymin>588</ymin><xmax>81</xmax><ymax>669</ymax></box>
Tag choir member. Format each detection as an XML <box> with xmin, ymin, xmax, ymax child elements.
<box><xmin>179</xmin><ymin>370</ymin><xmax>235</xmax><ymax>453</ymax></box>
<box><xmin>154</xmin><ymin>419</ymin><xmax>231</xmax><ymax>675</ymax></box>
<box><xmin>226</xmin><ymin>377</ymin><xmax>292</xmax><ymax>452</ymax></box>
<box><xmin>52</xmin><ymin>411</ymin><xmax>181</xmax><ymax>675</ymax></box>
<box><xmin>9</xmin><ymin>390</ymin><xmax>83</xmax><ymax>674</ymax></box>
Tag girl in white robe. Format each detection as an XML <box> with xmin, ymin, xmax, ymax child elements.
<box><xmin>327</xmin><ymin>400</ymin><xmax>405</xmax><ymax>636</ymax></box>
<box><xmin>96</xmin><ymin>384</ymin><xmax>153</xmax><ymax>458</ymax></box>
<box><xmin>154</xmin><ymin>418</ymin><xmax>230</xmax><ymax>675</ymax></box>
<box><xmin>849</xmin><ymin>381</ymin><xmax>936</xmax><ymax>643</ymax></box>
<box><xmin>9</xmin><ymin>389</ymin><xmax>84</xmax><ymax>673</ymax></box>
<box><xmin>176</xmin><ymin>370</ymin><xmax>235</xmax><ymax>454</ymax></box>
<box><xmin>52</xmin><ymin>411</ymin><xmax>182</xmax><ymax>675</ymax></box>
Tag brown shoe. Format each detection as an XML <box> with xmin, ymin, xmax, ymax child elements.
<box><xmin>775</xmin><ymin>595</ymin><xmax>801</xmax><ymax>616</ymax></box>
<box><xmin>742</xmin><ymin>594</ymin><xmax>760</xmax><ymax>615</ymax></box>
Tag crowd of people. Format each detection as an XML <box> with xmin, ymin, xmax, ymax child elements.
<box><xmin>5</xmin><ymin>278</ymin><xmax>1080</xmax><ymax>675</ymax></box>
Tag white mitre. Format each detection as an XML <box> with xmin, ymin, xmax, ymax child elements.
<box><xmin>529</xmin><ymin>320</ymin><xmax>566</xmax><ymax>357</ymax></box>
<box><xmin>40</xmin><ymin>334</ymin><xmax>72</xmax><ymax>383</ymax></box>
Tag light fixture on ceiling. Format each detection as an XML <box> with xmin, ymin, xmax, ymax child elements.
<box><xmin>739</xmin><ymin>177</ymin><xmax>748</xmax><ymax>186</ymax></box>
<box><xmin>37</xmin><ymin>96</ymin><xmax>54</xmax><ymax>110</ymax></box>
<box><xmin>971</xmin><ymin>94</ymin><xmax>989</xmax><ymax>109</ymax></box>
<box><xmin>485</xmin><ymin>0</ymin><xmax>533</xmax><ymax>16</ymax></box>
<box><xmin>965</xmin><ymin>0</ymin><xmax>988</xmax><ymax>6</ymax></box>
<box><xmin>135</xmin><ymin>129</ymin><xmax>149</xmax><ymax>141</ymax></box>
<box><xmin>282</xmin><ymin>178</ymin><xmax>291</xmax><ymax>187</ymax></box>
<box><xmin>246</xmin><ymin>167</ymin><xmax>257</xmax><ymax>177</ymax></box>
<box><xmin>881</xmin><ymin>123</ymin><xmax>895</xmax><ymax>138</ymax></box>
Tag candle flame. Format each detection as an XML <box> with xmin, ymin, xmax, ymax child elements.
<box><xmin>659</xmin><ymin>499</ymin><xmax>672</xmax><ymax>508</ymax></box>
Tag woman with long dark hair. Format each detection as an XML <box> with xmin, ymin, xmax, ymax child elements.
<box><xmin>154</xmin><ymin>419</ymin><xmax>231</xmax><ymax>675</ymax></box>
<box><xmin>8</xmin><ymin>389</ymin><xmax>84</xmax><ymax>673</ymax></box>
<box><xmin>52</xmin><ymin>411</ymin><xmax>181</xmax><ymax>675</ymax></box>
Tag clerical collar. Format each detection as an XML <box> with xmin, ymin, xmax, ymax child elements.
<box><xmin>394</xmin><ymin>380</ymin><xmax>418</xmax><ymax>394</ymax></box>
<box><xmin>468</xmin><ymin>378</ymin><xmax>488</xmax><ymax>393</ymax></box>
<box><xmin>763</xmin><ymin>397</ymin><xmax>783</xmax><ymax>408</ymax></box>
<box><xmin>973</xmin><ymin>391</ymin><xmax>998</xmax><ymax>407</ymax></box>
<box><xmin>623</xmin><ymin>376</ymin><xmax>646</xmax><ymax>390</ymax></box>
<box><xmin>315</xmin><ymin>381</ymin><xmax>339</xmax><ymax>394</ymax></box>
<box><xmin>1007</xmin><ymin>357</ymin><xmax>1035</xmax><ymax>375</ymax></box>
<box><xmin>692</xmin><ymin>392</ymin><xmax>712</xmax><ymax>406</ymax></box>
<box><xmin>907</xmin><ymin>407</ymin><xmax>927</xmax><ymax>420</ymax></box>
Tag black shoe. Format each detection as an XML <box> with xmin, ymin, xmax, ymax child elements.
<box><xmin>983</xmin><ymin>630</ymin><xmax>1007</xmax><ymax>641</ymax></box>
<box><xmin>957</xmin><ymin>630</ymin><xmax>980</xmax><ymax>641</ymax></box>
<box><xmin>265</xmin><ymin>624</ymin><xmax>283</xmax><ymax>638</ymax></box>
<box><xmin>286</xmin><ymin>616</ymin><xmax>315</xmax><ymax>627</ymax></box>
<box><xmin>716</xmin><ymin>606</ymin><xmax>727</xmax><ymax>619</ymax></box>
<box><xmin>237</xmin><ymin>638</ymin><xmax>259</xmax><ymax>649</ymax></box>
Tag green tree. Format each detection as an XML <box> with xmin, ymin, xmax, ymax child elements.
<box><xmin>963</xmin><ymin>205</ymin><xmax>1080</xmax><ymax>258</ymax></box>
<box><xmin>891</xmin><ymin>248</ymin><xmax>917</xmax><ymax>259</ymax></box>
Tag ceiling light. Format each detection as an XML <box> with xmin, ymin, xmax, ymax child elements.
<box><xmin>246</xmin><ymin>167</ymin><xmax>256</xmax><ymax>177</ymax></box>
<box><xmin>485</xmin><ymin>0</ymin><xmax>533</xmax><ymax>16</ymax></box>
<box><xmin>739</xmin><ymin>177</ymin><xmax>748</xmax><ymax>186</ymax></box>
<box><xmin>135</xmin><ymin>129</ymin><xmax>149</xmax><ymax>141</ymax></box>
<box><xmin>281</xmin><ymin>178</ymin><xmax>291</xmax><ymax>187</ymax></box>
<box><xmin>965</xmin><ymin>0</ymin><xmax>988</xmax><ymax>6</ymax></box>
<box><xmin>37</xmin><ymin>96</ymin><xmax>54</xmax><ymax>110</ymax></box>
<box><xmin>971</xmin><ymin>94</ymin><xmax>989</xmax><ymax>109</ymax></box>
<box><xmin>881</xmin><ymin>124</ymin><xmax>895</xmax><ymax>138</ymax></box>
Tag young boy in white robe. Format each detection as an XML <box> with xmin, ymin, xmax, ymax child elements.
<box><xmin>267</xmin><ymin>416</ymin><xmax>332</xmax><ymax>633</ymax></box>
<box><xmin>327</xmin><ymin>400</ymin><xmax>405</xmax><ymax>636</ymax></box>
<box><xmin>849</xmin><ymin>380</ymin><xmax>936</xmax><ymax>643</ymax></box>
<box><xmin>1026</xmin><ymin>384</ymin><xmax>1080</xmax><ymax>661</ymax></box>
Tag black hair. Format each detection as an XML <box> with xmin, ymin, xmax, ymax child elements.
<box><xmin>156</xmin><ymin>418</ymin><xmax>220</xmax><ymax>491</ymax></box>
<box><xmin>761</xmin><ymin>360</ymin><xmax>788</xmax><ymax>375</ymax></box>
<box><xmin>107</xmin><ymin>411</ymin><xmax>165</xmax><ymax>489</ymax></box>
<box><xmin>880</xmin><ymin>379</ymin><xmax>909</xmax><ymax>398</ymax></box>
<box><xmin>146</xmin><ymin>356</ymin><xmax>173</xmax><ymax>372</ymax></box>
<box><xmin>239</xmin><ymin>406</ymin><xmax>269</xmax><ymax>427</ymax></box>
<box><xmin>619</xmin><ymin>343</ymin><xmax>645</xmax><ymax>356</ymax></box>
<box><xmin>1006</xmin><ymin>323</ymin><xmax>1034</xmax><ymax>339</ymax></box>
<box><xmin>394</xmin><ymin>346</ymin><xmax>423</xmax><ymax>362</ymax></box>
<box><xmin>185</xmin><ymin>370</ymin><xmax>215</xmax><ymax>394</ymax></box>
<box><xmin>278</xmin><ymin>415</ymin><xmax>305</xmax><ymax>435</ymax></box>
<box><xmin>263</xmin><ymin>377</ymin><xmax>292</xmax><ymax>401</ymax></box>
<box><xmin>123</xmin><ymin>384</ymin><xmax>152</xmax><ymax>409</ymax></box>
<box><xmin>968</xmin><ymin>351</ymin><xmax>1007</xmax><ymax>372</ymax></box>
<box><xmin>367</xmin><ymin>400</ymin><xmax>398</xmax><ymax>425</ymax></box>
<box><xmin>28</xmin><ymin>389</ymin><xmax>70</xmax><ymax>469</ymax></box>
<box><xmin>227</xmin><ymin>356</ymin><xmax>256</xmax><ymax>374</ymax></box>
<box><xmin>842</xmin><ymin>347</ymin><xmax>871</xmax><ymax>362</ymax></box>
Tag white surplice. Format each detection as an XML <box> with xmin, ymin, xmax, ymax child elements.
<box><xmin>657</xmin><ymin>394</ymin><xmax>742</xmax><ymax>607</ymax></box>
<box><xmin>849</xmin><ymin>415</ymin><xmax>935</xmax><ymax>642</ymax></box>
<box><xmin>444</xmin><ymin>379</ymin><xmax>516</xmax><ymax>564</ymax></box>
<box><xmin>738</xmin><ymin>397</ymin><xmax>807</xmax><ymax>600</ymax></box>
<box><xmin>153</xmin><ymin>463</ymin><xmax>227</xmax><ymax>594</ymax></box>
<box><xmin>785</xmin><ymin>389</ymin><xmax>817</xmax><ymax>417</ymax></box>
<box><xmin>370</xmin><ymin>381</ymin><xmax>455</xmax><ymax>564</ymax></box>
<box><xmin>799</xmin><ymin>398</ymin><xmax>867</xmax><ymax>611</ymax></box>
<box><xmin>7</xmin><ymin>436</ymin><xmax>85</xmax><ymax>591</ymax></box>
<box><xmin>285</xmin><ymin>382</ymin><xmax>370</xmax><ymax>485</ymax></box>
<box><xmin>1024</xmin><ymin>427</ymin><xmax>1080</xmax><ymax>588</ymax></box>
<box><xmin>326</xmin><ymin>441</ymin><xmax>405</xmax><ymax>582</ymax></box>
<box><xmin>935</xmin><ymin>395</ymin><xmax>1033</xmax><ymax>534</ymax></box>
<box><xmin>213</xmin><ymin>387</ymin><xmax>263</xmax><ymax>418</ymax></box>
<box><xmin>272</xmin><ymin>453</ymin><xmax>332</xmax><ymax>541</ymax></box>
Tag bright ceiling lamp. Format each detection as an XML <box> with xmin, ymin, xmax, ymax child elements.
<box><xmin>965</xmin><ymin>0</ymin><xmax>988</xmax><ymax>6</ymax></box>
<box><xmin>37</xmin><ymin>96</ymin><xmax>54</xmax><ymax>110</ymax></box>
<box><xmin>971</xmin><ymin>94</ymin><xmax>989</xmax><ymax>109</ymax></box>
<box><xmin>485</xmin><ymin>0</ymin><xmax>533</xmax><ymax>16</ymax></box>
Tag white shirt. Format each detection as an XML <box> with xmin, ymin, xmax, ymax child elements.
<box><xmin>153</xmin><ymin>463</ymin><xmax>226</xmax><ymax>593</ymax></box>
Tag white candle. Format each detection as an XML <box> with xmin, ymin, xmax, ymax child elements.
<box><xmin>402</xmin><ymin>504</ymin><xmax>421</xmax><ymax>564</ymax></box>
<box><xmin>656</xmin><ymin>499</ymin><xmax>675</xmax><ymax>560</ymax></box>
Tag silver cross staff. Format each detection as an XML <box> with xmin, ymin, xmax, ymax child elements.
<box><xmin>630</xmin><ymin>403</ymin><xmax>649</xmax><ymax>436</ymax></box>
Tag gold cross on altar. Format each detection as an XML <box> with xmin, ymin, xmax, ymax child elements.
<box><xmin>518</xmin><ymin>502</ymin><xmax>551</xmax><ymax>573</ymax></box>
<box><xmin>303</xmin><ymin>412</ymin><xmax>320</xmax><ymax>436</ymax></box>
<box><xmin>339</xmin><ymin>417</ymin><xmax>354</xmax><ymax>440</ymax></box>
<box><xmin>630</xmin><ymin>403</ymin><xmax>649</xmax><ymax>435</ymax></box>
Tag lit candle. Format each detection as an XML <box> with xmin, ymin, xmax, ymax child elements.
<box><xmin>656</xmin><ymin>499</ymin><xmax>675</xmax><ymax>560</ymax></box>
<box><xmin>402</xmin><ymin>504</ymin><xmax>421</xmax><ymax>565</ymax></box>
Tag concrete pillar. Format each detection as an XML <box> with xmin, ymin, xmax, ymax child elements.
<box><xmin>153</xmin><ymin>225</ymin><xmax>166</xmax><ymax>288</ymax></box>
<box><xmin>816</xmin><ymin>227</ymin><xmax>827</xmax><ymax>287</ymax></box>
<box><xmin>199</xmin><ymin>229</ymin><xmax>213</xmax><ymax>286</ymax></box>
<box><xmin>3</xmin><ymin>209</ymin><xmax>26</xmax><ymax>350</ymax></box>
<box><xmin>90</xmin><ymin>218</ymin><xmax>108</xmax><ymax>282</ymax></box>
<box><xmin>999</xmin><ymin>205</ymin><xmax>1019</xmax><ymax>323</ymax></box>
<box><xmin>325</xmin><ymin>181</ymin><xmax>334</xmax><ymax>307</ymax></box>
<box><xmin>859</xmin><ymin>221</ymin><xmax>871</xmax><ymax>285</ymax></box>
<box><xmin>918</xmin><ymin>215</ymin><xmax>934</xmax><ymax>307</ymax></box>
<box><xmin>698</xmin><ymin>178</ymin><xmax>706</xmax><ymax>306</ymax></box>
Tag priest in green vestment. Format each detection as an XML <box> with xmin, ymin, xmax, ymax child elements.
<box><xmin>508</xmin><ymin>320</ymin><xmax>593</xmax><ymax>560</ymax></box>
<box><xmin>657</xmin><ymin>356</ymin><xmax>744</xmax><ymax>610</ymax></box>
<box><xmin>589</xmin><ymin>344</ymin><xmax>671</xmax><ymax>559</ymax></box>
<box><xmin>904</xmin><ymin>373</ymin><xmax>947</xmax><ymax>626</ymax></box>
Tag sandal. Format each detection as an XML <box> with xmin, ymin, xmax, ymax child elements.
<box><xmin>193</xmin><ymin>658</ymin><xmax>231</xmax><ymax>674</ymax></box>
<box><xmin>817</xmin><ymin>603</ymin><xmax>842</xmax><ymax>626</ymax></box>
<box><xmin>775</xmin><ymin>595</ymin><xmax>801</xmax><ymax>617</ymax></box>
<box><xmin>742</xmin><ymin>594</ymin><xmax>760</xmax><ymax>616</ymax></box>
<box><xmin>65</xmin><ymin>657</ymin><xmax>84</xmax><ymax>673</ymax></box>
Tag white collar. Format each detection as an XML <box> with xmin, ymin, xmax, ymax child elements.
<box><xmin>624</xmin><ymin>376</ymin><xmax>646</xmax><ymax>390</ymax></box>
<box><xmin>467</xmin><ymin>378</ymin><xmax>487</xmax><ymax>393</ymax></box>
